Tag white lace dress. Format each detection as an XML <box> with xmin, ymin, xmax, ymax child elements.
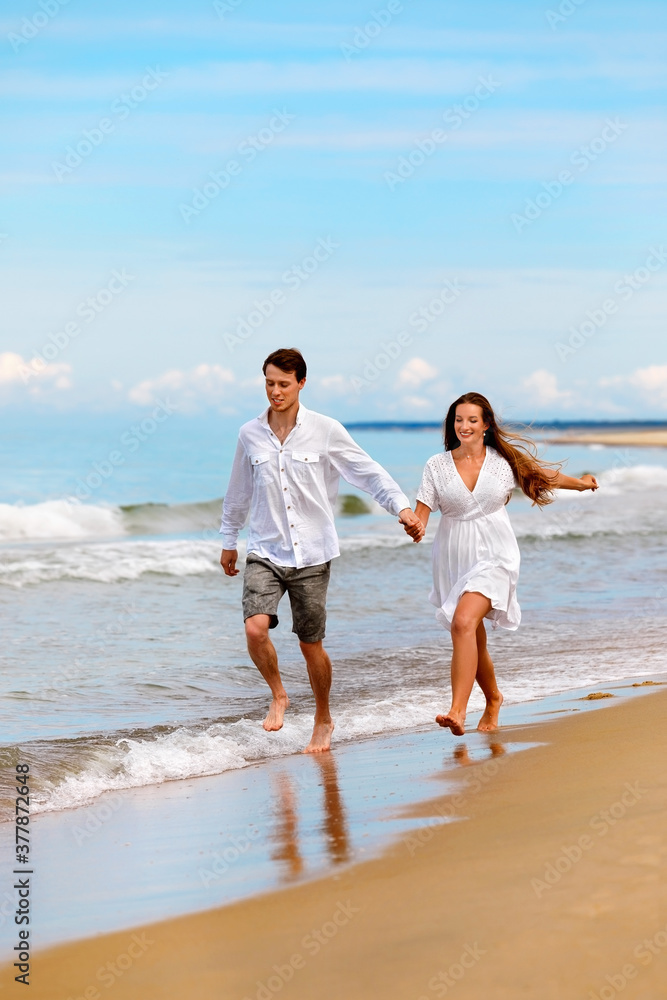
<box><xmin>416</xmin><ymin>447</ymin><xmax>521</xmax><ymax>631</ymax></box>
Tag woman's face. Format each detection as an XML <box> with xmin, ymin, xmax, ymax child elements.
<box><xmin>454</xmin><ymin>403</ymin><xmax>489</xmax><ymax>447</ymax></box>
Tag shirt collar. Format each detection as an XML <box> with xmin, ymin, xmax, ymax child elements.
<box><xmin>257</xmin><ymin>402</ymin><xmax>308</xmax><ymax>427</ymax></box>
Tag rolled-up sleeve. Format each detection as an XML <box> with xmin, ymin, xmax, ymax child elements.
<box><xmin>220</xmin><ymin>438</ymin><xmax>252</xmax><ymax>548</ymax></box>
<box><xmin>327</xmin><ymin>422</ymin><xmax>411</xmax><ymax>515</ymax></box>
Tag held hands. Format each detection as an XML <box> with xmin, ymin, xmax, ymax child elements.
<box><xmin>579</xmin><ymin>474</ymin><xmax>599</xmax><ymax>492</ymax></box>
<box><xmin>399</xmin><ymin>508</ymin><xmax>425</xmax><ymax>543</ymax></box>
<box><xmin>220</xmin><ymin>549</ymin><xmax>239</xmax><ymax>576</ymax></box>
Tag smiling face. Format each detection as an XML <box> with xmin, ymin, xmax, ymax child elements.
<box><xmin>454</xmin><ymin>403</ymin><xmax>489</xmax><ymax>448</ymax></box>
<box><xmin>264</xmin><ymin>363</ymin><xmax>306</xmax><ymax>413</ymax></box>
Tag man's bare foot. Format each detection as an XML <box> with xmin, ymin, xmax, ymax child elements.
<box><xmin>477</xmin><ymin>691</ymin><xmax>503</xmax><ymax>732</ymax></box>
<box><xmin>263</xmin><ymin>693</ymin><xmax>290</xmax><ymax>732</ymax></box>
<box><xmin>303</xmin><ymin>719</ymin><xmax>334</xmax><ymax>753</ymax></box>
<box><xmin>435</xmin><ymin>710</ymin><xmax>466</xmax><ymax>736</ymax></box>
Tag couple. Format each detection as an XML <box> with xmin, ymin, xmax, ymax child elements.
<box><xmin>220</xmin><ymin>348</ymin><xmax>598</xmax><ymax>751</ymax></box>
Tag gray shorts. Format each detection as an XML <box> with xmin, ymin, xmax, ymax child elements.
<box><xmin>242</xmin><ymin>554</ymin><xmax>331</xmax><ymax>644</ymax></box>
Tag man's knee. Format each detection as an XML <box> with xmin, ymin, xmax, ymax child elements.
<box><xmin>245</xmin><ymin>615</ymin><xmax>270</xmax><ymax>643</ymax></box>
<box><xmin>299</xmin><ymin>638</ymin><xmax>323</xmax><ymax>652</ymax></box>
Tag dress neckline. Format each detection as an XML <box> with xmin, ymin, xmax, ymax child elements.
<box><xmin>448</xmin><ymin>447</ymin><xmax>489</xmax><ymax>494</ymax></box>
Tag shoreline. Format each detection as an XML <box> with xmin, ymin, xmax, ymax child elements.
<box><xmin>8</xmin><ymin>679</ymin><xmax>667</xmax><ymax>998</ymax></box>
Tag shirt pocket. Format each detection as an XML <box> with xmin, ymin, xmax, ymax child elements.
<box><xmin>291</xmin><ymin>451</ymin><xmax>320</xmax><ymax>482</ymax></box>
<box><xmin>250</xmin><ymin>452</ymin><xmax>272</xmax><ymax>485</ymax></box>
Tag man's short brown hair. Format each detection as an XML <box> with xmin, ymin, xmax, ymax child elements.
<box><xmin>262</xmin><ymin>348</ymin><xmax>307</xmax><ymax>383</ymax></box>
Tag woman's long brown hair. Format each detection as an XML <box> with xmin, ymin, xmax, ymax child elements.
<box><xmin>444</xmin><ymin>392</ymin><xmax>559</xmax><ymax>507</ymax></box>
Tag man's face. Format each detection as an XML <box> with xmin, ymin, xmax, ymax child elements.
<box><xmin>264</xmin><ymin>363</ymin><xmax>306</xmax><ymax>412</ymax></box>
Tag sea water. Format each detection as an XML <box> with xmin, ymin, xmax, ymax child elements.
<box><xmin>1</xmin><ymin>413</ymin><xmax>666</xmax><ymax>820</ymax></box>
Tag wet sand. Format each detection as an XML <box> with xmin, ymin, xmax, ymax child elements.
<box><xmin>14</xmin><ymin>684</ymin><xmax>667</xmax><ymax>999</ymax></box>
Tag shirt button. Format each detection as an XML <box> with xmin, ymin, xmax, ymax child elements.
<box><xmin>281</xmin><ymin>468</ymin><xmax>284</xmax><ymax>471</ymax></box>
<box><xmin>287</xmin><ymin>505</ymin><xmax>291</xmax><ymax>509</ymax></box>
<box><xmin>294</xmin><ymin>542</ymin><xmax>298</xmax><ymax>546</ymax></box>
<box><xmin>284</xmin><ymin>487</ymin><xmax>287</xmax><ymax>491</ymax></box>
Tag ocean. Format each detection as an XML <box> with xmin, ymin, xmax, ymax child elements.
<box><xmin>1</xmin><ymin>413</ymin><xmax>666</xmax><ymax>823</ymax></box>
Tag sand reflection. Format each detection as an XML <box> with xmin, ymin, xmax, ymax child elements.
<box><xmin>268</xmin><ymin>754</ymin><xmax>350</xmax><ymax>882</ymax></box>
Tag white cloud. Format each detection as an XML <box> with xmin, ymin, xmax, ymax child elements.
<box><xmin>319</xmin><ymin>374</ymin><xmax>350</xmax><ymax>395</ymax></box>
<box><xmin>522</xmin><ymin>369</ymin><xmax>573</xmax><ymax>406</ymax></box>
<box><xmin>397</xmin><ymin>357</ymin><xmax>438</xmax><ymax>388</ymax></box>
<box><xmin>400</xmin><ymin>394</ymin><xmax>433</xmax><ymax>410</ymax></box>
<box><xmin>601</xmin><ymin>365</ymin><xmax>667</xmax><ymax>407</ymax></box>
<box><xmin>0</xmin><ymin>351</ymin><xmax>72</xmax><ymax>400</ymax></box>
<box><xmin>128</xmin><ymin>363</ymin><xmax>235</xmax><ymax>411</ymax></box>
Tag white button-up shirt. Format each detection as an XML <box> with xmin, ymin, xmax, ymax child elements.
<box><xmin>220</xmin><ymin>404</ymin><xmax>411</xmax><ymax>568</ymax></box>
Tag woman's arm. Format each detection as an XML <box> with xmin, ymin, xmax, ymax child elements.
<box><xmin>543</xmin><ymin>469</ymin><xmax>599</xmax><ymax>492</ymax></box>
<box><xmin>415</xmin><ymin>500</ymin><xmax>433</xmax><ymax>529</ymax></box>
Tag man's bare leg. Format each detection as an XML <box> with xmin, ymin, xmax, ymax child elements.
<box><xmin>474</xmin><ymin>620</ymin><xmax>503</xmax><ymax>732</ymax></box>
<box><xmin>300</xmin><ymin>639</ymin><xmax>334</xmax><ymax>753</ymax></box>
<box><xmin>245</xmin><ymin>614</ymin><xmax>289</xmax><ymax>731</ymax></box>
<box><xmin>436</xmin><ymin>592</ymin><xmax>492</xmax><ymax>735</ymax></box>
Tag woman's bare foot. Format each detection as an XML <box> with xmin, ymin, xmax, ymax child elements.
<box><xmin>303</xmin><ymin>718</ymin><xmax>334</xmax><ymax>753</ymax></box>
<box><xmin>263</xmin><ymin>693</ymin><xmax>290</xmax><ymax>731</ymax></box>
<box><xmin>435</xmin><ymin>709</ymin><xmax>466</xmax><ymax>736</ymax></box>
<box><xmin>477</xmin><ymin>691</ymin><xmax>503</xmax><ymax>732</ymax></box>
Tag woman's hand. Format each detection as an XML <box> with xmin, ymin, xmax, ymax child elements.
<box><xmin>399</xmin><ymin>508</ymin><xmax>425</xmax><ymax>542</ymax></box>
<box><xmin>578</xmin><ymin>474</ymin><xmax>598</xmax><ymax>491</ymax></box>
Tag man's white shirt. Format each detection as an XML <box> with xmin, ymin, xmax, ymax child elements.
<box><xmin>220</xmin><ymin>404</ymin><xmax>411</xmax><ymax>568</ymax></box>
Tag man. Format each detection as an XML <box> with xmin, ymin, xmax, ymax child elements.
<box><xmin>220</xmin><ymin>348</ymin><xmax>423</xmax><ymax>753</ymax></box>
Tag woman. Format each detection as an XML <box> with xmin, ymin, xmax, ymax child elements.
<box><xmin>414</xmin><ymin>392</ymin><xmax>598</xmax><ymax>735</ymax></box>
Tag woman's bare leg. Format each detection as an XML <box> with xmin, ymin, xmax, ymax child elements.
<box><xmin>436</xmin><ymin>592</ymin><xmax>492</xmax><ymax>735</ymax></box>
<box><xmin>474</xmin><ymin>620</ymin><xmax>503</xmax><ymax>731</ymax></box>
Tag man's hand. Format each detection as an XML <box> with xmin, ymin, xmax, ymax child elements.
<box><xmin>220</xmin><ymin>549</ymin><xmax>239</xmax><ymax>576</ymax></box>
<box><xmin>398</xmin><ymin>508</ymin><xmax>424</xmax><ymax>543</ymax></box>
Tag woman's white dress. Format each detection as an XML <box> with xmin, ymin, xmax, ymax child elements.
<box><xmin>416</xmin><ymin>447</ymin><xmax>521</xmax><ymax>631</ymax></box>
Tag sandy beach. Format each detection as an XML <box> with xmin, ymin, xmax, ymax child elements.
<box><xmin>16</xmin><ymin>685</ymin><xmax>667</xmax><ymax>1000</ymax></box>
<box><xmin>544</xmin><ymin>429</ymin><xmax>667</xmax><ymax>448</ymax></box>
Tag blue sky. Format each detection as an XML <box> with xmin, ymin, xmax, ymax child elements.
<box><xmin>1</xmin><ymin>0</ymin><xmax>666</xmax><ymax>421</ymax></box>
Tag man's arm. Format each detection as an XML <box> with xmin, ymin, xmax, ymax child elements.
<box><xmin>219</xmin><ymin>438</ymin><xmax>253</xmax><ymax>576</ymax></box>
<box><xmin>327</xmin><ymin>422</ymin><xmax>423</xmax><ymax>540</ymax></box>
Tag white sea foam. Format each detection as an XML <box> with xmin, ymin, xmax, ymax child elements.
<box><xmin>0</xmin><ymin>539</ymin><xmax>224</xmax><ymax>587</ymax></box>
<box><xmin>0</xmin><ymin>499</ymin><xmax>124</xmax><ymax>541</ymax></box>
<box><xmin>25</xmin><ymin>656</ymin><xmax>667</xmax><ymax>819</ymax></box>
<box><xmin>28</xmin><ymin>692</ymin><xmax>444</xmax><ymax>816</ymax></box>
<box><xmin>598</xmin><ymin>464</ymin><xmax>667</xmax><ymax>493</ymax></box>
<box><xmin>1</xmin><ymin>465</ymin><xmax>666</xmax><ymax>585</ymax></box>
